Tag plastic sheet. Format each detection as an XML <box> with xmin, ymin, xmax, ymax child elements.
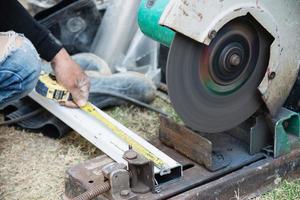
<box><xmin>91</xmin><ymin>0</ymin><xmax>140</xmax><ymax>71</ymax></box>
<box><xmin>116</xmin><ymin>29</ymin><xmax>161</xmax><ymax>86</ymax></box>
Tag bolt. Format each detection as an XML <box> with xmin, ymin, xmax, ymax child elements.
<box><xmin>268</xmin><ymin>72</ymin><xmax>276</xmax><ymax>80</ymax></box>
<box><xmin>154</xmin><ymin>185</ymin><xmax>161</xmax><ymax>193</ymax></box>
<box><xmin>229</xmin><ymin>54</ymin><xmax>241</xmax><ymax>66</ymax></box>
<box><xmin>120</xmin><ymin>189</ymin><xmax>130</xmax><ymax>197</ymax></box>
<box><xmin>146</xmin><ymin>0</ymin><xmax>155</xmax><ymax>8</ymax></box>
<box><xmin>208</xmin><ymin>30</ymin><xmax>217</xmax><ymax>40</ymax></box>
<box><xmin>125</xmin><ymin>151</ymin><xmax>137</xmax><ymax>160</ymax></box>
<box><xmin>283</xmin><ymin>121</ymin><xmax>289</xmax><ymax>129</ymax></box>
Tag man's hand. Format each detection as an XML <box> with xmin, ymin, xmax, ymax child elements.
<box><xmin>51</xmin><ymin>48</ymin><xmax>90</xmax><ymax>107</ymax></box>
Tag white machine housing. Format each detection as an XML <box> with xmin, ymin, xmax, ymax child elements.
<box><xmin>160</xmin><ymin>0</ymin><xmax>300</xmax><ymax>115</ymax></box>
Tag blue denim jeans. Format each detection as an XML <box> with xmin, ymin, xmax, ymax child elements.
<box><xmin>0</xmin><ymin>33</ymin><xmax>41</xmax><ymax>109</ymax></box>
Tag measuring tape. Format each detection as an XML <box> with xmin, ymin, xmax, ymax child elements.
<box><xmin>35</xmin><ymin>73</ymin><xmax>167</xmax><ymax>170</ymax></box>
<box><xmin>36</xmin><ymin>73</ymin><xmax>72</xmax><ymax>102</ymax></box>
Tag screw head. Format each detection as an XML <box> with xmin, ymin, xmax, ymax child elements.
<box><xmin>283</xmin><ymin>121</ymin><xmax>289</xmax><ymax>129</ymax></box>
<box><xmin>146</xmin><ymin>0</ymin><xmax>156</xmax><ymax>8</ymax></box>
<box><xmin>229</xmin><ymin>54</ymin><xmax>241</xmax><ymax>66</ymax></box>
<box><xmin>208</xmin><ymin>30</ymin><xmax>217</xmax><ymax>40</ymax></box>
<box><xmin>268</xmin><ymin>72</ymin><xmax>276</xmax><ymax>80</ymax></box>
<box><xmin>120</xmin><ymin>189</ymin><xmax>130</xmax><ymax>196</ymax></box>
<box><xmin>125</xmin><ymin>151</ymin><xmax>137</xmax><ymax>160</ymax></box>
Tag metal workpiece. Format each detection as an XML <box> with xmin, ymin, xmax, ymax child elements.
<box><xmin>91</xmin><ymin>0</ymin><xmax>140</xmax><ymax>71</ymax></box>
<box><xmin>29</xmin><ymin>91</ymin><xmax>182</xmax><ymax>183</ymax></box>
<box><xmin>160</xmin><ymin>0</ymin><xmax>300</xmax><ymax>116</ymax></box>
<box><xmin>123</xmin><ymin>149</ymin><xmax>155</xmax><ymax>193</ymax></box>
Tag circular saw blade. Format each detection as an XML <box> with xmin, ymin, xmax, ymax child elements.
<box><xmin>166</xmin><ymin>21</ymin><xmax>270</xmax><ymax>133</ymax></box>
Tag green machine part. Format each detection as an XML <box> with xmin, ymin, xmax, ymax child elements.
<box><xmin>273</xmin><ymin>108</ymin><xmax>300</xmax><ymax>157</ymax></box>
<box><xmin>138</xmin><ymin>0</ymin><xmax>175</xmax><ymax>47</ymax></box>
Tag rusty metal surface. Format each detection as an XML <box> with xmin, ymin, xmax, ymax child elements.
<box><xmin>159</xmin><ymin>117</ymin><xmax>230</xmax><ymax>171</ymax></box>
<box><xmin>123</xmin><ymin>149</ymin><xmax>155</xmax><ymax>193</ymax></box>
<box><xmin>159</xmin><ymin>117</ymin><xmax>212</xmax><ymax>168</ymax></box>
<box><xmin>65</xmin><ymin>117</ymin><xmax>300</xmax><ymax>199</ymax></box>
<box><xmin>65</xmin><ymin>131</ymin><xmax>265</xmax><ymax>200</ymax></box>
<box><xmin>101</xmin><ymin>163</ymin><xmax>137</xmax><ymax>200</ymax></box>
<box><xmin>65</xmin><ymin>144</ymin><xmax>300</xmax><ymax>200</ymax></box>
<box><xmin>170</xmin><ymin>148</ymin><xmax>300</xmax><ymax>200</ymax></box>
<box><xmin>65</xmin><ymin>155</ymin><xmax>114</xmax><ymax>200</ymax></box>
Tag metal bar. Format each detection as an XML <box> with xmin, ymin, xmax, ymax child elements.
<box><xmin>28</xmin><ymin>91</ymin><xmax>182</xmax><ymax>182</ymax></box>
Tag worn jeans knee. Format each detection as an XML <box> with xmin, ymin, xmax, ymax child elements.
<box><xmin>0</xmin><ymin>32</ymin><xmax>41</xmax><ymax>109</ymax></box>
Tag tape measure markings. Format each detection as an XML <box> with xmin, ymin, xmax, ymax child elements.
<box><xmin>81</xmin><ymin>103</ymin><xmax>167</xmax><ymax>169</ymax></box>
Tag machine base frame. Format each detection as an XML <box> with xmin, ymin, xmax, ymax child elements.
<box><xmin>64</xmin><ymin>116</ymin><xmax>300</xmax><ymax>199</ymax></box>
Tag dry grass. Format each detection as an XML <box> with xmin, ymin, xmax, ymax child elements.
<box><xmin>0</xmin><ymin>125</ymin><xmax>100</xmax><ymax>199</ymax></box>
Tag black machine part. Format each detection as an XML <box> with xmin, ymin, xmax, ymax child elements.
<box><xmin>123</xmin><ymin>149</ymin><xmax>155</xmax><ymax>194</ymax></box>
<box><xmin>284</xmin><ymin>71</ymin><xmax>300</xmax><ymax>112</ymax></box>
<box><xmin>34</xmin><ymin>0</ymin><xmax>102</xmax><ymax>54</ymax></box>
<box><xmin>166</xmin><ymin>16</ymin><xmax>274</xmax><ymax>133</ymax></box>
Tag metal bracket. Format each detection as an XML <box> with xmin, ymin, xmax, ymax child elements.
<box><xmin>271</xmin><ymin>108</ymin><xmax>300</xmax><ymax>157</ymax></box>
<box><xmin>229</xmin><ymin>115</ymin><xmax>273</xmax><ymax>155</ymax></box>
<box><xmin>123</xmin><ymin>149</ymin><xmax>155</xmax><ymax>193</ymax></box>
<box><xmin>64</xmin><ymin>155</ymin><xmax>137</xmax><ymax>200</ymax></box>
<box><xmin>102</xmin><ymin>163</ymin><xmax>137</xmax><ymax>200</ymax></box>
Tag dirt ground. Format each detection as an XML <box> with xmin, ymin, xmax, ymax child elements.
<box><xmin>0</xmin><ymin>97</ymin><xmax>175</xmax><ymax>200</ymax></box>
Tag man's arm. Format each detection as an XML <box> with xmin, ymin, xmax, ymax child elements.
<box><xmin>0</xmin><ymin>0</ymin><xmax>62</xmax><ymax>61</ymax></box>
<box><xmin>0</xmin><ymin>0</ymin><xmax>90</xmax><ymax>107</ymax></box>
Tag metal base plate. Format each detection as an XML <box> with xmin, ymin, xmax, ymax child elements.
<box><xmin>170</xmin><ymin>149</ymin><xmax>300</xmax><ymax>200</ymax></box>
<box><xmin>65</xmin><ymin>132</ymin><xmax>266</xmax><ymax>199</ymax></box>
<box><xmin>65</xmin><ymin>147</ymin><xmax>300</xmax><ymax>200</ymax></box>
<box><xmin>65</xmin><ymin>115</ymin><xmax>300</xmax><ymax>199</ymax></box>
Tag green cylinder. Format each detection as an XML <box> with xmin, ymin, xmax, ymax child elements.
<box><xmin>138</xmin><ymin>0</ymin><xmax>175</xmax><ymax>47</ymax></box>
